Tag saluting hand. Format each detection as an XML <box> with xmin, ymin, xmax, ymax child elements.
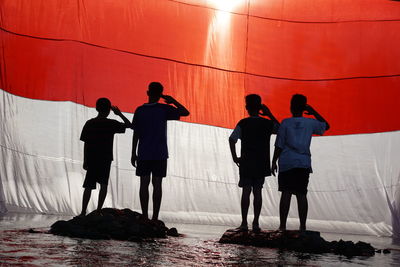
<box><xmin>304</xmin><ymin>104</ymin><xmax>316</xmax><ymax>116</ymax></box>
<box><xmin>260</xmin><ymin>104</ymin><xmax>272</xmax><ymax>117</ymax></box>
<box><xmin>161</xmin><ymin>95</ymin><xmax>175</xmax><ymax>104</ymax></box>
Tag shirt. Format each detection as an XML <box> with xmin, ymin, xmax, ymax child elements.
<box><xmin>230</xmin><ymin>116</ymin><xmax>278</xmax><ymax>175</ymax></box>
<box><xmin>80</xmin><ymin>117</ymin><xmax>126</xmax><ymax>161</ymax></box>
<box><xmin>275</xmin><ymin>117</ymin><xmax>327</xmax><ymax>172</ymax></box>
<box><xmin>132</xmin><ymin>103</ymin><xmax>180</xmax><ymax>160</ymax></box>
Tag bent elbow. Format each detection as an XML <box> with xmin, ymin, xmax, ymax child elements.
<box><xmin>181</xmin><ymin>111</ymin><xmax>190</xmax><ymax>117</ymax></box>
<box><xmin>325</xmin><ymin>124</ymin><xmax>330</xmax><ymax>131</ymax></box>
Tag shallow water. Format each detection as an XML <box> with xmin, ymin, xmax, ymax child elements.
<box><xmin>1</xmin><ymin>213</ymin><xmax>400</xmax><ymax>266</ymax></box>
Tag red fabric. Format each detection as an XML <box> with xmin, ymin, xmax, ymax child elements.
<box><xmin>1</xmin><ymin>0</ymin><xmax>399</xmax><ymax>135</ymax></box>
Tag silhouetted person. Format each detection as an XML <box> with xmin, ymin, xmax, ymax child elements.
<box><xmin>229</xmin><ymin>94</ymin><xmax>279</xmax><ymax>232</ymax></box>
<box><xmin>78</xmin><ymin>98</ymin><xmax>131</xmax><ymax>217</ymax></box>
<box><xmin>271</xmin><ymin>94</ymin><xmax>330</xmax><ymax>231</ymax></box>
<box><xmin>131</xmin><ymin>82</ymin><xmax>189</xmax><ymax>221</ymax></box>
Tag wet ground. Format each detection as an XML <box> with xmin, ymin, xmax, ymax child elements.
<box><xmin>1</xmin><ymin>213</ymin><xmax>400</xmax><ymax>266</ymax></box>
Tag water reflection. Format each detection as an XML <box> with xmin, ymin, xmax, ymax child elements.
<box><xmin>1</xmin><ymin>215</ymin><xmax>400</xmax><ymax>266</ymax></box>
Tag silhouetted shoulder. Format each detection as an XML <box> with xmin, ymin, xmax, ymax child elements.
<box><xmin>237</xmin><ymin>118</ymin><xmax>247</xmax><ymax>125</ymax></box>
<box><xmin>280</xmin><ymin>118</ymin><xmax>292</xmax><ymax>124</ymax></box>
<box><xmin>237</xmin><ymin>117</ymin><xmax>275</xmax><ymax>140</ymax></box>
<box><xmin>133</xmin><ymin>103</ymin><xmax>180</xmax><ymax>121</ymax></box>
<box><xmin>81</xmin><ymin>118</ymin><xmax>125</xmax><ymax>143</ymax></box>
<box><xmin>133</xmin><ymin>104</ymin><xmax>149</xmax><ymax>114</ymax></box>
<box><xmin>239</xmin><ymin>117</ymin><xmax>274</xmax><ymax>129</ymax></box>
<box><xmin>238</xmin><ymin>117</ymin><xmax>268</xmax><ymax>124</ymax></box>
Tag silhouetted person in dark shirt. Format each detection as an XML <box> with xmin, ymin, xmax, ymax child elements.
<box><xmin>131</xmin><ymin>82</ymin><xmax>189</xmax><ymax>221</ymax></box>
<box><xmin>78</xmin><ymin>98</ymin><xmax>131</xmax><ymax>217</ymax></box>
<box><xmin>271</xmin><ymin>94</ymin><xmax>330</xmax><ymax>231</ymax></box>
<box><xmin>229</xmin><ymin>94</ymin><xmax>280</xmax><ymax>232</ymax></box>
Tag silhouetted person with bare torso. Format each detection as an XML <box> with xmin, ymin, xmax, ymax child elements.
<box><xmin>131</xmin><ymin>82</ymin><xmax>189</xmax><ymax>221</ymax></box>
<box><xmin>229</xmin><ymin>94</ymin><xmax>279</xmax><ymax>232</ymax></box>
<box><xmin>272</xmin><ymin>94</ymin><xmax>330</xmax><ymax>231</ymax></box>
<box><xmin>78</xmin><ymin>98</ymin><xmax>131</xmax><ymax>217</ymax></box>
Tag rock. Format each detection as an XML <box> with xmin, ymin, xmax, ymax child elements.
<box><xmin>355</xmin><ymin>241</ymin><xmax>375</xmax><ymax>256</ymax></box>
<box><xmin>167</xmin><ymin>227</ymin><xmax>179</xmax><ymax>237</ymax></box>
<box><xmin>219</xmin><ymin>229</ymin><xmax>375</xmax><ymax>257</ymax></box>
<box><xmin>50</xmin><ymin>208</ymin><xmax>179</xmax><ymax>241</ymax></box>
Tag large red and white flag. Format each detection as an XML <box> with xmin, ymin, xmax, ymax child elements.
<box><xmin>1</xmin><ymin>0</ymin><xmax>399</xmax><ymax>236</ymax></box>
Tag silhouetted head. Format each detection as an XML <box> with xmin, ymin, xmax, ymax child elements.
<box><xmin>147</xmin><ymin>82</ymin><xmax>163</xmax><ymax>102</ymax></box>
<box><xmin>96</xmin><ymin>97</ymin><xmax>111</xmax><ymax>116</ymax></box>
<box><xmin>290</xmin><ymin>94</ymin><xmax>307</xmax><ymax>116</ymax></box>
<box><xmin>245</xmin><ymin>94</ymin><xmax>262</xmax><ymax>115</ymax></box>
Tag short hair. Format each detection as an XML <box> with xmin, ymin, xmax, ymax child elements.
<box><xmin>148</xmin><ymin>82</ymin><xmax>163</xmax><ymax>97</ymax></box>
<box><xmin>245</xmin><ymin>94</ymin><xmax>262</xmax><ymax>111</ymax></box>
<box><xmin>291</xmin><ymin>94</ymin><xmax>307</xmax><ymax>112</ymax></box>
<box><xmin>96</xmin><ymin>97</ymin><xmax>111</xmax><ymax>113</ymax></box>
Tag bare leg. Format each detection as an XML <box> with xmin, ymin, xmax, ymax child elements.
<box><xmin>279</xmin><ymin>191</ymin><xmax>292</xmax><ymax>230</ymax></box>
<box><xmin>252</xmin><ymin>186</ymin><xmax>262</xmax><ymax>231</ymax></box>
<box><xmin>97</xmin><ymin>184</ymin><xmax>108</xmax><ymax>212</ymax></box>
<box><xmin>240</xmin><ymin>186</ymin><xmax>252</xmax><ymax>228</ymax></box>
<box><xmin>296</xmin><ymin>193</ymin><xmax>308</xmax><ymax>231</ymax></box>
<box><xmin>151</xmin><ymin>176</ymin><xmax>163</xmax><ymax>221</ymax></box>
<box><xmin>80</xmin><ymin>188</ymin><xmax>92</xmax><ymax>216</ymax></box>
<box><xmin>139</xmin><ymin>176</ymin><xmax>151</xmax><ymax>219</ymax></box>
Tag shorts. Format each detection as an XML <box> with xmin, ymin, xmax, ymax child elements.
<box><xmin>83</xmin><ymin>160</ymin><xmax>112</xmax><ymax>189</ymax></box>
<box><xmin>238</xmin><ymin>160</ymin><xmax>268</xmax><ymax>188</ymax></box>
<box><xmin>136</xmin><ymin>160</ymin><xmax>167</xmax><ymax>177</ymax></box>
<box><xmin>278</xmin><ymin>168</ymin><xmax>310</xmax><ymax>195</ymax></box>
<box><xmin>238</xmin><ymin>176</ymin><xmax>265</xmax><ymax>188</ymax></box>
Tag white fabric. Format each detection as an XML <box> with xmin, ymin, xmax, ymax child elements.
<box><xmin>0</xmin><ymin>90</ymin><xmax>400</xmax><ymax>237</ymax></box>
<box><xmin>275</xmin><ymin>117</ymin><xmax>327</xmax><ymax>172</ymax></box>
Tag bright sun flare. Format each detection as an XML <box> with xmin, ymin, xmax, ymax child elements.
<box><xmin>212</xmin><ymin>0</ymin><xmax>242</xmax><ymax>12</ymax></box>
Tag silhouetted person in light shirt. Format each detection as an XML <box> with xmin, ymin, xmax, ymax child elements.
<box><xmin>272</xmin><ymin>94</ymin><xmax>330</xmax><ymax>231</ymax></box>
<box><xmin>131</xmin><ymin>82</ymin><xmax>189</xmax><ymax>221</ymax></box>
<box><xmin>229</xmin><ymin>94</ymin><xmax>280</xmax><ymax>232</ymax></box>
<box><xmin>78</xmin><ymin>98</ymin><xmax>131</xmax><ymax>217</ymax></box>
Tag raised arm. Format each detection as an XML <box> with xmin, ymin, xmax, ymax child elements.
<box><xmin>260</xmin><ymin>104</ymin><xmax>280</xmax><ymax>134</ymax></box>
<box><xmin>111</xmin><ymin>106</ymin><xmax>132</xmax><ymax>128</ymax></box>
<box><xmin>305</xmin><ymin>105</ymin><xmax>330</xmax><ymax>131</ymax></box>
<box><xmin>161</xmin><ymin>95</ymin><xmax>190</xmax><ymax>117</ymax></box>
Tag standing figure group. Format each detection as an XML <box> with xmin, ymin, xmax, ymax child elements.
<box><xmin>77</xmin><ymin>82</ymin><xmax>189</xmax><ymax>223</ymax></box>
<box><xmin>77</xmin><ymin>82</ymin><xmax>330</xmax><ymax>232</ymax></box>
<box><xmin>230</xmin><ymin>93</ymin><xmax>329</xmax><ymax>232</ymax></box>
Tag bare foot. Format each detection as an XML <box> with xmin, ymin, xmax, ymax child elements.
<box><xmin>252</xmin><ymin>222</ymin><xmax>261</xmax><ymax>233</ymax></box>
<box><xmin>234</xmin><ymin>224</ymin><xmax>248</xmax><ymax>232</ymax></box>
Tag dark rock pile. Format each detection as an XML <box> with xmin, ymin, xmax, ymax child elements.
<box><xmin>50</xmin><ymin>208</ymin><xmax>179</xmax><ymax>241</ymax></box>
<box><xmin>219</xmin><ymin>229</ymin><xmax>375</xmax><ymax>257</ymax></box>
